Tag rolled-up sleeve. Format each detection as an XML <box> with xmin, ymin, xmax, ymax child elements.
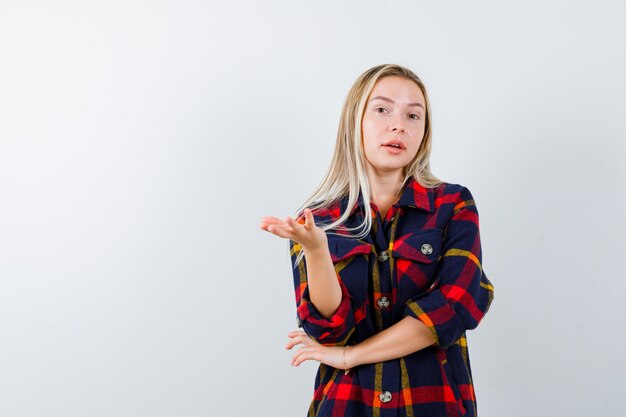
<box><xmin>290</xmin><ymin>239</ymin><xmax>355</xmax><ymax>346</ymax></box>
<box><xmin>403</xmin><ymin>186</ymin><xmax>495</xmax><ymax>349</ymax></box>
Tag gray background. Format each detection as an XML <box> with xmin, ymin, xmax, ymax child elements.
<box><xmin>1</xmin><ymin>0</ymin><xmax>625</xmax><ymax>416</ymax></box>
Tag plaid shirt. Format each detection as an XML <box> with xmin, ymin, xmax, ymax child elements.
<box><xmin>289</xmin><ymin>177</ymin><xmax>495</xmax><ymax>417</ymax></box>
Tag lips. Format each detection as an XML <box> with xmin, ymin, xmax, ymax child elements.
<box><xmin>382</xmin><ymin>144</ymin><xmax>404</xmax><ymax>154</ymax></box>
<box><xmin>383</xmin><ymin>143</ymin><xmax>404</xmax><ymax>150</ymax></box>
<box><xmin>382</xmin><ymin>139</ymin><xmax>406</xmax><ymax>149</ymax></box>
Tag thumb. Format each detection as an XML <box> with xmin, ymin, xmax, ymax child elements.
<box><xmin>296</xmin><ymin>212</ymin><xmax>306</xmax><ymax>225</ymax></box>
<box><xmin>304</xmin><ymin>208</ymin><xmax>316</xmax><ymax>229</ymax></box>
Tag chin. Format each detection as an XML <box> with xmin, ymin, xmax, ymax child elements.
<box><xmin>372</xmin><ymin>163</ymin><xmax>408</xmax><ymax>173</ymax></box>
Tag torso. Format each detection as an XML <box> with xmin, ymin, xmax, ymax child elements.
<box><xmin>290</xmin><ymin>179</ymin><xmax>495</xmax><ymax>417</ymax></box>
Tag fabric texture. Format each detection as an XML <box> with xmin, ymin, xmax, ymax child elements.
<box><xmin>289</xmin><ymin>178</ymin><xmax>495</xmax><ymax>417</ymax></box>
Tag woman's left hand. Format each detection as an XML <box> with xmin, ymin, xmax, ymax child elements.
<box><xmin>286</xmin><ymin>330</ymin><xmax>348</xmax><ymax>369</ymax></box>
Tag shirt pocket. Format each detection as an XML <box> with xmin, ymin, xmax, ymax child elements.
<box><xmin>327</xmin><ymin>236</ymin><xmax>372</xmax><ymax>311</ymax></box>
<box><xmin>438</xmin><ymin>350</ymin><xmax>468</xmax><ymax>417</ymax></box>
<box><xmin>392</xmin><ymin>228</ymin><xmax>443</xmax><ymax>294</ymax></box>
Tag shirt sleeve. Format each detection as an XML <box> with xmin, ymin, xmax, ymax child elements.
<box><xmin>289</xmin><ymin>239</ymin><xmax>356</xmax><ymax>346</ymax></box>
<box><xmin>403</xmin><ymin>186</ymin><xmax>495</xmax><ymax>349</ymax></box>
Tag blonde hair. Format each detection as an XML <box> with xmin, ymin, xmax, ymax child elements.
<box><xmin>291</xmin><ymin>64</ymin><xmax>443</xmax><ymax>266</ymax></box>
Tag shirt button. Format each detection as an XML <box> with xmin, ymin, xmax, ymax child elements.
<box><xmin>379</xmin><ymin>391</ymin><xmax>392</xmax><ymax>403</ymax></box>
<box><xmin>377</xmin><ymin>296</ymin><xmax>390</xmax><ymax>309</ymax></box>
<box><xmin>377</xmin><ymin>250</ymin><xmax>389</xmax><ymax>262</ymax></box>
<box><xmin>420</xmin><ymin>243</ymin><xmax>433</xmax><ymax>255</ymax></box>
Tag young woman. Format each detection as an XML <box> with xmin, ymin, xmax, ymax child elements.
<box><xmin>260</xmin><ymin>64</ymin><xmax>495</xmax><ymax>417</ymax></box>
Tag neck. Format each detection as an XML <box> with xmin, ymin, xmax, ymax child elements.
<box><xmin>365</xmin><ymin>167</ymin><xmax>405</xmax><ymax>208</ymax></box>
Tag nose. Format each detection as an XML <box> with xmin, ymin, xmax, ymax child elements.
<box><xmin>390</xmin><ymin>113</ymin><xmax>406</xmax><ymax>133</ymax></box>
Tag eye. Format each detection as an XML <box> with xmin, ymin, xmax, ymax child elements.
<box><xmin>409</xmin><ymin>113</ymin><xmax>421</xmax><ymax>120</ymax></box>
<box><xmin>375</xmin><ymin>107</ymin><xmax>388</xmax><ymax>113</ymax></box>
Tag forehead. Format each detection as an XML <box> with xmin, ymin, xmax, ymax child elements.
<box><xmin>369</xmin><ymin>76</ymin><xmax>425</xmax><ymax>105</ymax></box>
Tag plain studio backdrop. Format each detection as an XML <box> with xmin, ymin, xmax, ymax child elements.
<box><xmin>1</xmin><ymin>1</ymin><xmax>625</xmax><ymax>416</ymax></box>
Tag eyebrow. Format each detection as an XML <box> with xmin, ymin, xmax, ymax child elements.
<box><xmin>369</xmin><ymin>96</ymin><xmax>424</xmax><ymax>109</ymax></box>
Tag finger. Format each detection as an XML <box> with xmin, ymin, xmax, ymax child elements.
<box><xmin>285</xmin><ymin>216</ymin><xmax>299</xmax><ymax>227</ymax></box>
<box><xmin>260</xmin><ymin>223</ymin><xmax>278</xmax><ymax>232</ymax></box>
<box><xmin>295</xmin><ymin>213</ymin><xmax>306</xmax><ymax>225</ymax></box>
<box><xmin>260</xmin><ymin>216</ymin><xmax>280</xmax><ymax>222</ymax></box>
<box><xmin>287</xmin><ymin>333</ymin><xmax>313</xmax><ymax>349</ymax></box>
<box><xmin>291</xmin><ymin>346</ymin><xmax>312</xmax><ymax>366</ymax></box>
<box><xmin>285</xmin><ymin>218</ymin><xmax>309</xmax><ymax>243</ymax></box>
<box><xmin>260</xmin><ymin>217</ymin><xmax>286</xmax><ymax>232</ymax></box>
<box><xmin>304</xmin><ymin>208</ymin><xmax>315</xmax><ymax>229</ymax></box>
<box><xmin>293</xmin><ymin>347</ymin><xmax>322</xmax><ymax>367</ymax></box>
<box><xmin>288</xmin><ymin>331</ymin><xmax>316</xmax><ymax>344</ymax></box>
<box><xmin>286</xmin><ymin>332</ymin><xmax>308</xmax><ymax>343</ymax></box>
<box><xmin>285</xmin><ymin>333</ymin><xmax>313</xmax><ymax>350</ymax></box>
<box><xmin>285</xmin><ymin>337</ymin><xmax>303</xmax><ymax>350</ymax></box>
<box><xmin>265</xmin><ymin>223</ymin><xmax>295</xmax><ymax>239</ymax></box>
<box><xmin>294</xmin><ymin>345</ymin><xmax>324</xmax><ymax>365</ymax></box>
<box><xmin>260</xmin><ymin>216</ymin><xmax>285</xmax><ymax>226</ymax></box>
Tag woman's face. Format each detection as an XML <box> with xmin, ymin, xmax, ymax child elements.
<box><xmin>361</xmin><ymin>76</ymin><xmax>426</xmax><ymax>177</ymax></box>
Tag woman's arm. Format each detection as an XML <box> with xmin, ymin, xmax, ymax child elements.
<box><xmin>346</xmin><ymin>316</ymin><xmax>435</xmax><ymax>367</ymax></box>
<box><xmin>287</xmin><ymin>316</ymin><xmax>435</xmax><ymax>369</ymax></box>
<box><xmin>261</xmin><ymin>208</ymin><xmax>343</xmax><ymax>320</ymax></box>
<box><xmin>301</xmin><ymin>243</ymin><xmax>342</xmax><ymax>320</ymax></box>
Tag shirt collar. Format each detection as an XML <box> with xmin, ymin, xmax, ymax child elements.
<box><xmin>338</xmin><ymin>176</ymin><xmax>434</xmax><ymax>217</ymax></box>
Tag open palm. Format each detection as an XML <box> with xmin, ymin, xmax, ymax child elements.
<box><xmin>259</xmin><ymin>208</ymin><xmax>327</xmax><ymax>252</ymax></box>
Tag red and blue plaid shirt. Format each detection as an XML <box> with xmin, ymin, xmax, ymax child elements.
<box><xmin>289</xmin><ymin>177</ymin><xmax>495</xmax><ymax>417</ymax></box>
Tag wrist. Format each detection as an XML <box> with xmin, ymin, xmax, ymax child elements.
<box><xmin>342</xmin><ymin>346</ymin><xmax>350</xmax><ymax>375</ymax></box>
<box><xmin>302</xmin><ymin>241</ymin><xmax>329</xmax><ymax>257</ymax></box>
<box><xmin>344</xmin><ymin>344</ymin><xmax>359</xmax><ymax>371</ymax></box>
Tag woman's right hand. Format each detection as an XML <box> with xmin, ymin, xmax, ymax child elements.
<box><xmin>260</xmin><ymin>208</ymin><xmax>328</xmax><ymax>253</ymax></box>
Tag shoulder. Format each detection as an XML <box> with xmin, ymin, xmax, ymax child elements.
<box><xmin>432</xmin><ymin>181</ymin><xmax>479</xmax><ymax>213</ymax></box>
<box><xmin>434</xmin><ymin>181</ymin><xmax>472</xmax><ymax>196</ymax></box>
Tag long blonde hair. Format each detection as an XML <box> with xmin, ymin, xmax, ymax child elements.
<box><xmin>291</xmin><ymin>64</ymin><xmax>443</xmax><ymax>266</ymax></box>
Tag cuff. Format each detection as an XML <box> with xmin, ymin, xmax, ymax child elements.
<box><xmin>403</xmin><ymin>288</ymin><xmax>466</xmax><ymax>349</ymax></box>
<box><xmin>297</xmin><ymin>278</ymin><xmax>355</xmax><ymax>346</ymax></box>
